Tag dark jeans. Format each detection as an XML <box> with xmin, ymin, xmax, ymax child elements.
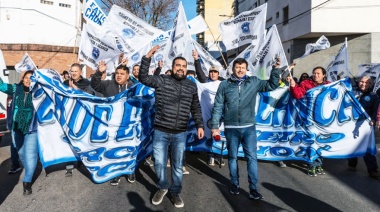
<box><xmin>10</xmin><ymin>142</ymin><xmax>20</xmax><ymax>165</ymax></box>
<box><xmin>348</xmin><ymin>152</ymin><xmax>378</xmax><ymax>173</ymax></box>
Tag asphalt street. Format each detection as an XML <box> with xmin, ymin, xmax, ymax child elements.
<box><xmin>0</xmin><ymin>133</ymin><xmax>379</xmax><ymax>212</ymax></box>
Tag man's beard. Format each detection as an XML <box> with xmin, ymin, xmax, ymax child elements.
<box><xmin>171</xmin><ymin>72</ymin><xmax>186</xmax><ymax>80</ymax></box>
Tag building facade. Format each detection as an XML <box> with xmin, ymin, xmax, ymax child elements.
<box><xmin>0</xmin><ymin>0</ymin><xmax>82</xmax><ymax>76</ymax></box>
<box><xmin>196</xmin><ymin>0</ymin><xmax>234</xmax><ymax>67</ymax></box>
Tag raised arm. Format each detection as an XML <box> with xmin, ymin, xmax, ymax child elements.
<box><xmin>193</xmin><ymin>50</ymin><xmax>207</xmax><ymax>83</ymax></box>
<box><xmin>138</xmin><ymin>46</ymin><xmax>165</xmax><ymax>88</ymax></box>
<box><xmin>0</xmin><ymin>77</ymin><xmax>16</xmax><ymax>95</ymax></box>
<box><xmin>91</xmin><ymin>61</ymin><xmax>107</xmax><ymax>93</ymax></box>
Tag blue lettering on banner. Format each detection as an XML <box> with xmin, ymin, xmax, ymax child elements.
<box><xmin>91</xmin><ymin>105</ymin><xmax>113</xmax><ymax>143</ymax></box>
<box><xmin>67</xmin><ymin>101</ymin><xmax>93</xmax><ymax>140</ymax></box>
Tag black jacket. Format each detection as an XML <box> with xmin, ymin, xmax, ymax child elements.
<box><xmin>354</xmin><ymin>88</ymin><xmax>379</xmax><ymax>121</ymax></box>
<box><xmin>91</xmin><ymin>71</ymin><xmax>134</xmax><ymax>97</ymax></box>
<box><xmin>63</xmin><ymin>77</ymin><xmax>96</xmax><ymax>95</ymax></box>
<box><xmin>139</xmin><ymin>56</ymin><xmax>204</xmax><ymax>133</ymax></box>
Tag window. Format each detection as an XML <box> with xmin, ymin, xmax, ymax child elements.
<box><xmin>40</xmin><ymin>0</ymin><xmax>54</xmax><ymax>5</ymax></box>
<box><xmin>59</xmin><ymin>3</ymin><xmax>71</xmax><ymax>8</ymax></box>
<box><xmin>276</xmin><ymin>12</ymin><xmax>279</xmax><ymax>18</ymax></box>
<box><xmin>283</xmin><ymin>6</ymin><xmax>289</xmax><ymax>25</ymax></box>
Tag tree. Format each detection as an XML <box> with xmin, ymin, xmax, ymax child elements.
<box><xmin>101</xmin><ymin>0</ymin><xmax>178</xmax><ymax>30</ymax></box>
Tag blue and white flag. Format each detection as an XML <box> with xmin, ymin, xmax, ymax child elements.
<box><xmin>32</xmin><ymin>70</ymin><xmax>155</xmax><ymax>183</ymax></box>
<box><xmin>192</xmin><ymin>39</ymin><xmax>226</xmax><ymax>78</ymax></box>
<box><xmin>301</xmin><ymin>35</ymin><xmax>330</xmax><ymax>58</ymax></box>
<box><xmin>83</xmin><ymin>0</ymin><xmax>106</xmax><ymax>26</ymax></box>
<box><xmin>219</xmin><ymin>4</ymin><xmax>266</xmax><ymax>50</ymax></box>
<box><xmin>78</xmin><ymin>23</ymin><xmax>121</xmax><ymax>70</ymax></box>
<box><xmin>100</xmin><ymin>5</ymin><xmax>164</xmax><ymax>56</ymax></box>
<box><xmin>127</xmin><ymin>43</ymin><xmax>152</xmax><ymax>69</ymax></box>
<box><xmin>192</xmin><ymin>78</ymin><xmax>376</xmax><ymax>160</ymax></box>
<box><xmin>327</xmin><ymin>39</ymin><xmax>349</xmax><ymax>82</ymax></box>
<box><xmin>15</xmin><ymin>53</ymin><xmax>38</xmax><ymax>73</ymax></box>
<box><xmin>248</xmin><ymin>24</ymin><xmax>288</xmax><ymax>79</ymax></box>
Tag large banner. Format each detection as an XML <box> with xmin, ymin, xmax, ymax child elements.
<box><xmin>32</xmin><ymin>70</ymin><xmax>155</xmax><ymax>183</ymax></box>
<box><xmin>32</xmin><ymin>71</ymin><xmax>376</xmax><ymax>183</ymax></box>
<box><xmin>219</xmin><ymin>4</ymin><xmax>266</xmax><ymax>51</ymax></box>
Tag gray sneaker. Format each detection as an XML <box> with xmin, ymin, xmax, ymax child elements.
<box><xmin>171</xmin><ymin>194</ymin><xmax>184</xmax><ymax>208</ymax></box>
<box><xmin>152</xmin><ymin>189</ymin><xmax>168</xmax><ymax>205</ymax></box>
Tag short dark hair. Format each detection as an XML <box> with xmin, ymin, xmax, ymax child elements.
<box><xmin>133</xmin><ymin>64</ymin><xmax>140</xmax><ymax>69</ymax></box>
<box><xmin>172</xmin><ymin>57</ymin><xmax>187</xmax><ymax>69</ymax></box>
<box><xmin>232</xmin><ymin>58</ymin><xmax>248</xmax><ymax>70</ymax></box>
<box><xmin>62</xmin><ymin>70</ymin><xmax>69</xmax><ymax>75</ymax></box>
<box><xmin>116</xmin><ymin>65</ymin><xmax>129</xmax><ymax>74</ymax></box>
<box><xmin>71</xmin><ymin>63</ymin><xmax>82</xmax><ymax>71</ymax></box>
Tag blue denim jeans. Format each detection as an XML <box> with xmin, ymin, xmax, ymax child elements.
<box><xmin>13</xmin><ymin>129</ymin><xmax>38</xmax><ymax>183</ymax></box>
<box><xmin>225</xmin><ymin>125</ymin><xmax>258</xmax><ymax>191</ymax></box>
<box><xmin>153</xmin><ymin>129</ymin><xmax>187</xmax><ymax>194</ymax></box>
<box><xmin>10</xmin><ymin>142</ymin><xmax>20</xmax><ymax>165</ymax></box>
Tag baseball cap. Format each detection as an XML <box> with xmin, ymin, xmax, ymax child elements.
<box><xmin>209</xmin><ymin>66</ymin><xmax>219</xmax><ymax>72</ymax></box>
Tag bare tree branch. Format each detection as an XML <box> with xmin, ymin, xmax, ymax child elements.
<box><xmin>102</xmin><ymin>0</ymin><xmax>178</xmax><ymax>30</ymax></box>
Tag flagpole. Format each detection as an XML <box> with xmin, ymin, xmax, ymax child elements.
<box><xmin>203</xmin><ymin>20</ymin><xmax>229</xmax><ymax>69</ymax></box>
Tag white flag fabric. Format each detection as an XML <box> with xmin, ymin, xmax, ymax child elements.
<box><xmin>15</xmin><ymin>53</ymin><xmax>38</xmax><ymax>73</ymax></box>
<box><xmin>152</xmin><ymin>15</ymin><xmax>208</xmax><ymax>44</ymax></box>
<box><xmin>161</xmin><ymin>1</ymin><xmax>193</xmax><ymax>74</ymax></box>
<box><xmin>327</xmin><ymin>40</ymin><xmax>349</xmax><ymax>82</ymax></box>
<box><xmin>100</xmin><ymin>5</ymin><xmax>164</xmax><ymax>56</ymax></box>
<box><xmin>78</xmin><ymin>23</ymin><xmax>121</xmax><ymax>70</ymax></box>
<box><xmin>302</xmin><ymin>35</ymin><xmax>330</xmax><ymax>57</ymax></box>
<box><xmin>127</xmin><ymin>43</ymin><xmax>152</xmax><ymax>68</ymax></box>
<box><xmin>192</xmin><ymin>39</ymin><xmax>226</xmax><ymax>78</ymax></box>
<box><xmin>236</xmin><ymin>25</ymin><xmax>288</xmax><ymax>80</ymax></box>
<box><xmin>219</xmin><ymin>4</ymin><xmax>266</xmax><ymax>51</ymax></box>
<box><xmin>357</xmin><ymin>63</ymin><xmax>380</xmax><ymax>78</ymax></box>
<box><xmin>83</xmin><ymin>0</ymin><xmax>106</xmax><ymax>26</ymax></box>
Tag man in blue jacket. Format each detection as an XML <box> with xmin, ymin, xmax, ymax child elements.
<box><xmin>211</xmin><ymin>58</ymin><xmax>280</xmax><ymax>200</ymax></box>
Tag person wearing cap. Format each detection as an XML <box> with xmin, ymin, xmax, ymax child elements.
<box><xmin>193</xmin><ymin>50</ymin><xmax>224</xmax><ymax>83</ymax></box>
<box><xmin>192</xmin><ymin>50</ymin><xmax>226</xmax><ymax>166</ymax></box>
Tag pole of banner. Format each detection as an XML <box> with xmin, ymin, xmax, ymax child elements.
<box><xmin>203</xmin><ymin>20</ymin><xmax>229</xmax><ymax>68</ymax></box>
<box><xmin>345</xmin><ymin>37</ymin><xmax>355</xmax><ymax>78</ymax></box>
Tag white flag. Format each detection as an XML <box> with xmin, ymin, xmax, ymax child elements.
<box><xmin>327</xmin><ymin>40</ymin><xmax>349</xmax><ymax>82</ymax></box>
<box><xmin>192</xmin><ymin>39</ymin><xmax>226</xmax><ymax>78</ymax></box>
<box><xmin>161</xmin><ymin>1</ymin><xmax>192</xmax><ymax>73</ymax></box>
<box><xmin>357</xmin><ymin>63</ymin><xmax>380</xmax><ymax>78</ymax></box>
<box><xmin>78</xmin><ymin>23</ymin><xmax>121</xmax><ymax>70</ymax></box>
<box><xmin>302</xmin><ymin>35</ymin><xmax>330</xmax><ymax>57</ymax></box>
<box><xmin>15</xmin><ymin>53</ymin><xmax>38</xmax><ymax>73</ymax></box>
<box><xmin>234</xmin><ymin>25</ymin><xmax>288</xmax><ymax>80</ymax></box>
<box><xmin>127</xmin><ymin>43</ymin><xmax>152</xmax><ymax>68</ymax></box>
<box><xmin>219</xmin><ymin>4</ymin><xmax>266</xmax><ymax>51</ymax></box>
<box><xmin>152</xmin><ymin>15</ymin><xmax>208</xmax><ymax>44</ymax></box>
<box><xmin>100</xmin><ymin>5</ymin><xmax>164</xmax><ymax>56</ymax></box>
<box><xmin>83</xmin><ymin>0</ymin><xmax>107</xmax><ymax>26</ymax></box>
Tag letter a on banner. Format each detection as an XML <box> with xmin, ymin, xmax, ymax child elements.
<box><xmin>219</xmin><ymin>4</ymin><xmax>267</xmax><ymax>51</ymax></box>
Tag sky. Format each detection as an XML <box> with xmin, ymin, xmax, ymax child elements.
<box><xmin>181</xmin><ymin>0</ymin><xmax>197</xmax><ymax>21</ymax></box>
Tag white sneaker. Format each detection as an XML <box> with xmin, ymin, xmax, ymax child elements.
<box><xmin>183</xmin><ymin>166</ymin><xmax>189</xmax><ymax>175</ymax></box>
<box><xmin>208</xmin><ymin>156</ymin><xmax>215</xmax><ymax>166</ymax></box>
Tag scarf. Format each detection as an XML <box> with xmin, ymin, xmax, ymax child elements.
<box><xmin>14</xmin><ymin>86</ymin><xmax>33</xmax><ymax>134</ymax></box>
<box><xmin>230</xmin><ymin>74</ymin><xmax>247</xmax><ymax>86</ymax></box>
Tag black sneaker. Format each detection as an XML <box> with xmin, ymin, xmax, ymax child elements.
<box><xmin>152</xmin><ymin>189</ymin><xmax>168</xmax><ymax>205</ymax></box>
<box><xmin>127</xmin><ymin>173</ymin><xmax>136</xmax><ymax>183</ymax></box>
<box><xmin>229</xmin><ymin>185</ymin><xmax>239</xmax><ymax>195</ymax></box>
<box><xmin>110</xmin><ymin>177</ymin><xmax>121</xmax><ymax>186</ymax></box>
<box><xmin>369</xmin><ymin>171</ymin><xmax>380</xmax><ymax>179</ymax></box>
<box><xmin>171</xmin><ymin>194</ymin><xmax>184</xmax><ymax>208</ymax></box>
<box><xmin>8</xmin><ymin>163</ymin><xmax>22</xmax><ymax>174</ymax></box>
<box><xmin>249</xmin><ymin>189</ymin><xmax>263</xmax><ymax>200</ymax></box>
